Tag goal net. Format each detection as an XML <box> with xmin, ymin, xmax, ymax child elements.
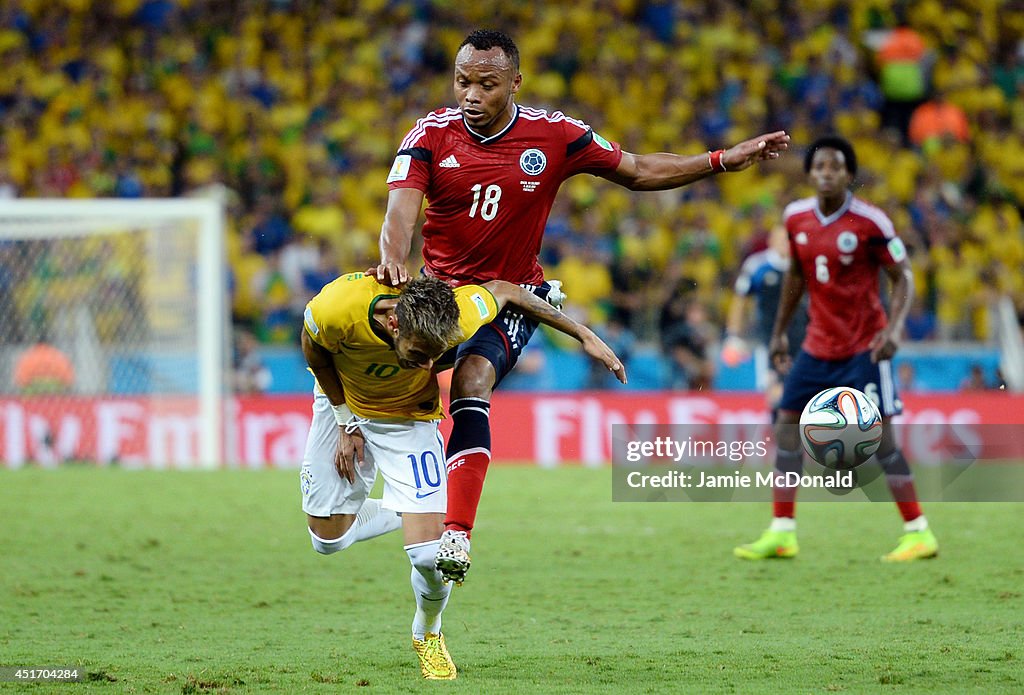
<box><xmin>0</xmin><ymin>199</ymin><xmax>227</xmax><ymax>468</ymax></box>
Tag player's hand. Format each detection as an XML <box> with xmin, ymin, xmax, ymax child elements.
<box><xmin>722</xmin><ymin>131</ymin><xmax>790</xmax><ymax>172</ymax></box>
<box><xmin>334</xmin><ymin>426</ymin><xmax>366</xmax><ymax>484</ymax></box>
<box><xmin>580</xmin><ymin>329</ymin><xmax>627</xmax><ymax>384</ymax></box>
<box><xmin>869</xmin><ymin>327</ymin><xmax>899</xmax><ymax>363</ymax></box>
<box><xmin>769</xmin><ymin>333</ymin><xmax>791</xmax><ymax>374</ymax></box>
<box><xmin>370</xmin><ymin>261</ymin><xmax>410</xmax><ymax>287</ymax></box>
<box><xmin>364</xmin><ymin>265</ymin><xmax>408</xmax><ymax>287</ymax></box>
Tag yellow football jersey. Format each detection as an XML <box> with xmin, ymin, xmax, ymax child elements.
<box><xmin>303</xmin><ymin>273</ymin><xmax>499</xmax><ymax>420</ymax></box>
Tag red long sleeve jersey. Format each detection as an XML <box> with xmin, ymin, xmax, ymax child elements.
<box><xmin>387</xmin><ymin>105</ymin><xmax>623</xmax><ymax>286</ymax></box>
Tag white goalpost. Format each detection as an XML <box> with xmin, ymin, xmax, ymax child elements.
<box><xmin>0</xmin><ymin>198</ymin><xmax>227</xmax><ymax>467</ymax></box>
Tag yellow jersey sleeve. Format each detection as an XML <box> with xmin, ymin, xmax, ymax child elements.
<box><xmin>303</xmin><ymin>272</ymin><xmax>370</xmax><ymax>351</ymax></box>
<box><xmin>453</xmin><ymin>285</ymin><xmax>499</xmax><ymax>344</ymax></box>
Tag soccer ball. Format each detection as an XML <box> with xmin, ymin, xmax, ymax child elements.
<box><xmin>799</xmin><ymin>387</ymin><xmax>883</xmax><ymax>469</ymax></box>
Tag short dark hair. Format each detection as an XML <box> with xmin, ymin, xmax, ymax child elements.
<box><xmin>804</xmin><ymin>135</ymin><xmax>858</xmax><ymax>176</ymax></box>
<box><xmin>395</xmin><ymin>276</ymin><xmax>461</xmax><ymax>354</ymax></box>
<box><xmin>459</xmin><ymin>29</ymin><xmax>520</xmax><ymax>73</ymax></box>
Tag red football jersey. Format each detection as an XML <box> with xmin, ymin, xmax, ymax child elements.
<box><xmin>784</xmin><ymin>193</ymin><xmax>908</xmax><ymax>360</ymax></box>
<box><xmin>387</xmin><ymin>105</ymin><xmax>623</xmax><ymax>285</ymax></box>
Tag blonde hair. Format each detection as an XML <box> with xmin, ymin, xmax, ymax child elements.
<box><xmin>395</xmin><ymin>277</ymin><xmax>461</xmax><ymax>353</ymax></box>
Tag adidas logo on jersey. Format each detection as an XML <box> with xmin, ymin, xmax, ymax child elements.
<box><xmin>439</xmin><ymin>155</ymin><xmax>460</xmax><ymax>168</ymax></box>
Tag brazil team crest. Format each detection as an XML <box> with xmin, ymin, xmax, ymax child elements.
<box><xmin>520</xmin><ymin>149</ymin><xmax>546</xmax><ymax>175</ymax></box>
<box><xmin>300</xmin><ymin>465</ymin><xmax>313</xmax><ymax>496</ymax></box>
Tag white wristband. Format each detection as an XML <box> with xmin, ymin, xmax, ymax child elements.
<box><xmin>331</xmin><ymin>402</ymin><xmax>353</xmax><ymax>426</ymax></box>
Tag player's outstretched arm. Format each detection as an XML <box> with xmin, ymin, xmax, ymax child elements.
<box><xmin>719</xmin><ymin>131</ymin><xmax>791</xmax><ymax>171</ymax></box>
<box><xmin>376</xmin><ymin>188</ymin><xmax>425</xmax><ymax>286</ymax></box>
<box><xmin>482</xmin><ymin>280</ymin><xmax>627</xmax><ymax>384</ymax></box>
<box><xmin>603</xmin><ymin>131</ymin><xmax>790</xmax><ymax>191</ymax></box>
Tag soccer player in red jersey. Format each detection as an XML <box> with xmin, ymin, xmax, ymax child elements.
<box><xmin>375</xmin><ymin>29</ymin><xmax>790</xmax><ymax>583</ymax></box>
<box><xmin>734</xmin><ymin>136</ymin><xmax>939</xmax><ymax>562</ymax></box>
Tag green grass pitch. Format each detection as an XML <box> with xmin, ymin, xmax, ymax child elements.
<box><xmin>1</xmin><ymin>466</ymin><xmax>1021</xmax><ymax>694</ymax></box>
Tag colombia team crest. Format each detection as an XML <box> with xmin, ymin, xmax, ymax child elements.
<box><xmin>836</xmin><ymin>231</ymin><xmax>858</xmax><ymax>253</ymax></box>
<box><xmin>520</xmin><ymin>148</ymin><xmax>546</xmax><ymax>175</ymax></box>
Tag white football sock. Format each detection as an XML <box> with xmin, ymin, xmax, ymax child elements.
<box><xmin>348</xmin><ymin>498</ymin><xmax>402</xmax><ymax>543</ymax></box>
<box><xmin>903</xmin><ymin>515</ymin><xmax>928</xmax><ymax>532</ymax></box>
<box><xmin>309</xmin><ymin>528</ymin><xmax>351</xmax><ymax>555</ymax></box>
<box><xmin>406</xmin><ymin>539</ymin><xmax>451</xmax><ymax>640</ymax></box>
<box><xmin>307</xmin><ymin>498</ymin><xmax>401</xmax><ymax>555</ymax></box>
<box><xmin>770</xmin><ymin>517</ymin><xmax>797</xmax><ymax>532</ymax></box>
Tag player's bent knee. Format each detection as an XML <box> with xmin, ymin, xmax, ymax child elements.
<box><xmin>406</xmin><ymin>538</ymin><xmax>442</xmax><ymax>576</ymax></box>
<box><xmin>308</xmin><ymin>527</ymin><xmax>354</xmax><ymax>555</ymax></box>
<box><xmin>452</xmin><ymin>356</ymin><xmax>497</xmax><ymax>397</ymax></box>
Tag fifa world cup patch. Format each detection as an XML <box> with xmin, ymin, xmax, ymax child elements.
<box><xmin>592</xmin><ymin>132</ymin><xmax>614</xmax><ymax>151</ymax></box>
<box><xmin>303</xmin><ymin>306</ymin><xmax>319</xmax><ymax>336</ymax></box>
<box><xmin>387</xmin><ymin>154</ymin><xmax>412</xmax><ymax>183</ymax></box>
<box><xmin>887</xmin><ymin>237</ymin><xmax>907</xmax><ymax>261</ymax></box>
<box><xmin>471</xmin><ymin>293</ymin><xmax>490</xmax><ymax>319</ymax></box>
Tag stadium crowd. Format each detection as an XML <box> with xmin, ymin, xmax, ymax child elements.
<box><xmin>1</xmin><ymin>0</ymin><xmax>1022</xmax><ymax>389</ymax></box>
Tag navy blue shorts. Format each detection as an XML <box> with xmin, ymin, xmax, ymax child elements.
<box><xmin>778</xmin><ymin>349</ymin><xmax>902</xmax><ymax>417</ymax></box>
<box><xmin>455</xmin><ymin>281</ymin><xmax>550</xmax><ymax>388</ymax></box>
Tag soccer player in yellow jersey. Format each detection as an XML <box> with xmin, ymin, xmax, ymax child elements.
<box><xmin>300</xmin><ymin>272</ymin><xmax>625</xmax><ymax>680</ymax></box>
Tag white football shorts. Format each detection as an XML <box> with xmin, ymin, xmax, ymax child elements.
<box><xmin>300</xmin><ymin>392</ymin><xmax>447</xmax><ymax>516</ymax></box>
